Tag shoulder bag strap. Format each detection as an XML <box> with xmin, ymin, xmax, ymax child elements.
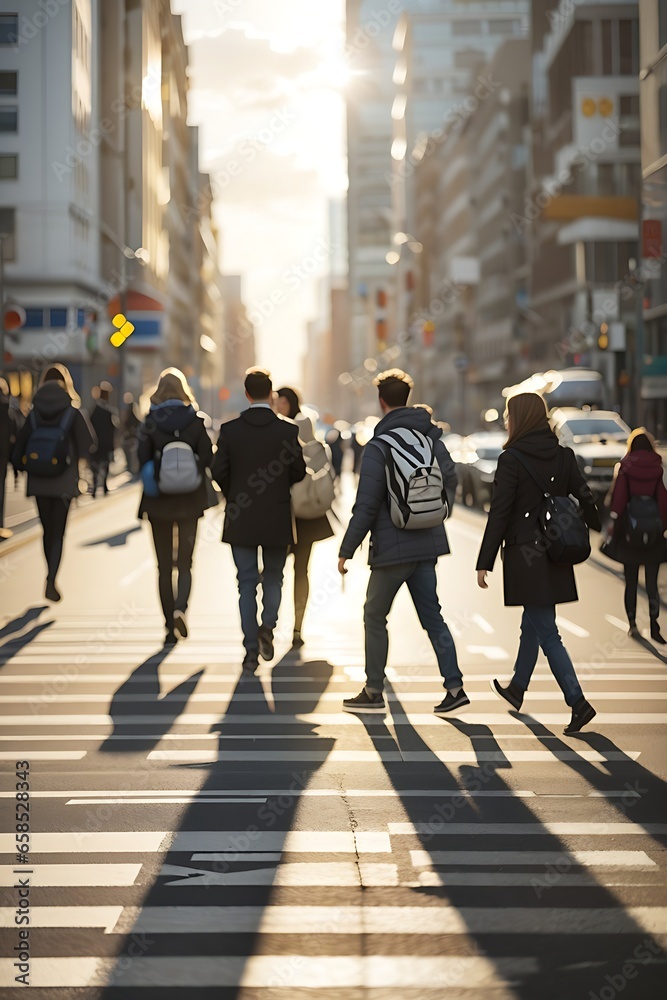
<box><xmin>506</xmin><ymin>447</ymin><xmax>551</xmax><ymax>497</ymax></box>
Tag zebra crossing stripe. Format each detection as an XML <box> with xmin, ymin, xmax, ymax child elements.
<box><xmin>390</xmin><ymin>822</ymin><xmax>667</xmax><ymax>836</ymax></box>
<box><xmin>0</xmin><ymin>864</ymin><xmax>142</xmax><ymax>887</ymax></box>
<box><xmin>2</xmin><ymin>712</ymin><xmax>664</xmax><ymax>726</ymax></box>
<box><xmin>160</xmin><ymin>863</ymin><xmax>398</xmax><ymax>887</ymax></box>
<box><xmin>0</xmin><ymin>955</ymin><xmax>540</xmax><ymax>989</ymax></box>
<box><xmin>145</xmin><ymin>750</ymin><xmax>641</xmax><ymax>763</ymax></box>
<box><xmin>410</xmin><ymin>850</ymin><xmax>657</xmax><ymax>868</ymax></box>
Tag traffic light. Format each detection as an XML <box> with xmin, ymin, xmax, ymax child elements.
<box><xmin>597</xmin><ymin>321</ymin><xmax>609</xmax><ymax>351</ymax></box>
<box><xmin>110</xmin><ymin>312</ymin><xmax>134</xmax><ymax>348</ymax></box>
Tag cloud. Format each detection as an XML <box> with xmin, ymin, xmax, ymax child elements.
<box><xmin>203</xmin><ymin>147</ymin><xmax>320</xmax><ymax>205</ymax></box>
<box><xmin>187</xmin><ymin>26</ymin><xmax>320</xmax><ymax>110</ymax></box>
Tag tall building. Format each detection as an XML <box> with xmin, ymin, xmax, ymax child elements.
<box><xmin>638</xmin><ymin>0</ymin><xmax>667</xmax><ymax>435</ymax></box>
<box><xmin>526</xmin><ymin>0</ymin><xmax>642</xmax><ymax>414</ymax></box>
<box><xmin>0</xmin><ymin>0</ymin><xmax>224</xmax><ymax>404</ymax></box>
<box><xmin>221</xmin><ymin>274</ymin><xmax>256</xmax><ymax>413</ymax></box>
<box><xmin>0</xmin><ymin>0</ymin><xmax>106</xmax><ymax>398</ymax></box>
<box><xmin>346</xmin><ymin>0</ymin><xmax>528</xmax><ymax>398</ymax></box>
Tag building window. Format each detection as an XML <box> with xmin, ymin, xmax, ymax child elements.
<box><xmin>488</xmin><ymin>20</ymin><xmax>520</xmax><ymax>35</ymax></box>
<box><xmin>24</xmin><ymin>309</ymin><xmax>44</xmax><ymax>329</ymax></box>
<box><xmin>0</xmin><ymin>107</ymin><xmax>17</xmax><ymax>132</ymax></box>
<box><xmin>619</xmin><ymin>20</ymin><xmax>637</xmax><ymax>75</ymax></box>
<box><xmin>0</xmin><ymin>14</ymin><xmax>18</xmax><ymax>45</ymax></box>
<box><xmin>49</xmin><ymin>308</ymin><xmax>68</xmax><ymax>328</ymax></box>
<box><xmin>585</xmin><ymin>241</ymin><xmax>637</xmax><ymax>283</ymax></box>
<box><xmin>452</xmin><ymin>21</ymin><xmax>481</xmax><ymax>36</ymax></box>
<box><xmin>0</xmin><ymin>71</ymin><xmax>17</xmax><ymax>95</ymax></box>
<box><xmin>0</xmin><ymin>155</ymin><xmax>17</xmax><ymax>179</ymax></box>
<box><xmin>0</xmin><ymin>207</ymin><xmax>15</xmax><ymax>260</ymax></box>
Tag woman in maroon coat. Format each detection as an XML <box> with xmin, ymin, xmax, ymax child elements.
<box><xmin>607</xmin><ymin>430</ymin><xmax>667</xmax><ymax>643</ymax></box>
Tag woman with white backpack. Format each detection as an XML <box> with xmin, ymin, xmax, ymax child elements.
<box><xmin>276</xmin><ymin>388</ymin><xmax>335</xmax><ymax>649</ymax></box>
<box><xmin>138</xmin><ymin>369</ymin><xmax>213</xmax><ymax>645</ymax></box>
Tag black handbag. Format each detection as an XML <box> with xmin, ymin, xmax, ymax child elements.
<box><xmin>507</xmin><ymin>448</ymin><xmax>591</xmax><ymax>565</ymax></box>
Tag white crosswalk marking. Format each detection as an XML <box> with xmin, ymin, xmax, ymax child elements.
<box><xmin>1</xmin><ymin>593</ymin><xmax>665</xmax><ymax>998</ymax></box>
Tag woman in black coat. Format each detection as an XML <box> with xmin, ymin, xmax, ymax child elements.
<box><xmin>476</xmin><ymin>392</ymin><xmax>601</xmax><ymax>734</ymax></box>
<box><xmin>12</xmin><ymin>364</ymin><xmax>96</xmax><ymax>601</ymax></box>
<box><xmin>138</xmin><ymin>368</ymin><xmax>213</xmax><ymax>644</ymax></box>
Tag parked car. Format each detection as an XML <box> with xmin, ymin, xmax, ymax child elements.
<box><xmin>455</xmin><ymin>432</ymin><xmax>505</xmax><ymax>509</ymax></box>
<box><xmin>550</xmin><ymin>408</ymin><xmax>630</xmax><ymax>497</ymax></box>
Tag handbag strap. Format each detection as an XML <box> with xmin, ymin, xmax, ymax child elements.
<box><xmin>506</xmin><ymin>447</ymin><xmax>553</xmax><ymax>498</ymax></box>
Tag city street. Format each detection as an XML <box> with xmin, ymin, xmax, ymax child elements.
<box><xmin>0</xmin><ymin>479</ymin><xmax>666</xmax><ymax>998</ymax></box>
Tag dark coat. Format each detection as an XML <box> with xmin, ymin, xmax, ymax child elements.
<box><xmin>339</xmin><ymin>406</ymin><xmax>458</xmax><ymax>568</ymax></box>
<box><xmin>12</xmin><ymin>383</ymin><xmax>96</xmax><ymax>499</ymax></box>
<box><xmin>0</xmin><ymin>398</ymin><xmax>13</xmax><ymax>470</ymax></box>
<box><xmin>212</xmin><ymin>406</ymin><xmax>307</xmax><ymax>547</ymax></box>
<box><xmin>476</xmin><ymin>428</ymin><xmax>601</xmax><ymax>606</ymax></box>
<box><xmin>605</xmin><ymin>450</ymin><xmax>667</xmax><ymax>566</ymax></box>
<box><xmin>137</xmin><ymin>402</ymin><xmax>214</xmax><ymax>522</ymax></box>
<box><xmin>90</xmin><ymin>402</ymin><xmax>118</xmax><ymax>457</ymax></box>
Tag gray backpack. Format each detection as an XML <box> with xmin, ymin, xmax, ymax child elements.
<box><xmin>375</xmin><ymin>427</ymin><xmax>448</xmax><ymax>530</ymax></box>
<box><xmin>156</xmin><ymin>432</ymin><xmax>202</xmax><ymax>495</ymax></box>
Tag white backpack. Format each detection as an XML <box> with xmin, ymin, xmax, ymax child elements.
<box><xmin>291</xmin><ymin>439</ymin><xmax>335</xmax><ymax>519</ymax></box>
<box><xmin>375</xmin><ymin>427</ymin><xmax>447</xmax><ymax>530</ymax></box>
<box><xmin>156</xmin><ymin>432</ymin><xmax>202</xmax><ymax>495</ymax></box>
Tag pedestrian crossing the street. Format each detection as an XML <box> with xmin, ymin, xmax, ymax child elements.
<box><xmin>1</xmin><ymin>601</ymin><xmax>666</xmax><ymax>996</ymax></box>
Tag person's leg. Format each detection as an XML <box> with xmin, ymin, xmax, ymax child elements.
<box><xmin>259</xmin><ymin>546</ymin><xmax>289</xmax><ymax>632</ymax></box>
<box><xmin>624</xmin><ymin>564</ymin><xmax>639</xmax><ymax>626</ymax></box>
<box><xmin>406</xmin><ymin>561</ymin><xmax>462</xmax><ymax>691</ymax></box>
<box><xmin>293</xmin><ymin>540</ymin><xmax>313</xmax><ymax>634</ymax></box>
<box><xmin>524</xmin><ymin>606</ymin><xmax>583</xmax><ymax>707</ymax></box>
<box><xmin>363</xmin><ymin>564</ymin><xmax>410</xmax><ymax>693</ymax></box>
<box><xmin>231</xmin><ymin>546</ymin><xmax>260</xmax><ymax>654</ymax></box>
<box><xmin>645</xmin><ymin>563</ymin><xmax>661</xmax><ymax>624</ymax></box>
<box><xmin>38</xmin><ymin>496</ymin><xmax>70</xmax><ymax>584</ymax></box>
<box><xmin>101</xmin><ymin>458</ymin><xmax>110</xmax><ymax>494</ymax></box>
<box><xmin>0</xmin><ymin>460</ymin><xmax>7</xmax><ymax>528</ymax></box>
<box><xmin>150</xmin><ymin>520</ymin><xmax>176</xmax><ymax>630</ymax></box>
<box><xmin>511</xmin><ymin>609</ymin><xmax>541</xmax><ymax>693</ymax></box>
<box><xmin>174</xmin><ymin>518</ymin><xmax>198</xmax><ymax>614</ymax></box>
<box><xmin>35</xmin><ymin>496</ymin><xmax>54</xmax><ymax>574</ymax></box>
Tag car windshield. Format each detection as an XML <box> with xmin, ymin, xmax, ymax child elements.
<box><xmin>561</xmin><ymin>418</ymin><xmax>627</xmax><ymax>440</ymax></box>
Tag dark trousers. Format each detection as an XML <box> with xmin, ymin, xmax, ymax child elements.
<box><xmin>624</xmin><ymin>563</ymin><xmax>661</xmax><ymax>623</ymax></box>
<box><xmin>512</xmin><ymin>606</ymin><xmax>583</xmax><ymax>707</ymax></box>
<box><xmin>36</xmin><ymin>496</ymin><xmax>71</xmax><ymax>582</ymax></box>
<box><xmin>150</xmin><ymin>518</ymin><xmax>198</xmax><ymax>630</ymax></box>
<box><xmin>292</xmin><ymin>539</ymin><xmax>314</xmax><ymax>632</ymax></box>
<box><xmin>363</xmin><ymin>560</ymin><xmax>462</xmax><ymax>693</ymax></box>
<box><xmin>231</xmin><ymin>546</ymin><xmax>288</xmax><ymax>655</ymax></box>
<box><xmin>90</xmin><ymin>453</ymin><xmax>111</xmax><ymax>495</ymax></box>
<box><xmin>0</xmin><ymin>460</ymin><xmax>6</xmax><ymax>529</ymax></box>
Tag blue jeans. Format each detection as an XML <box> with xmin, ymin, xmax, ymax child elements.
<box><xmin>231</xmin><ymin>546</ymin><xmax>288</xmax><ymax>654</ymax></box>
<box><xmin>513</xmin><ymin>606</ymin><xmax>583</xmax><ymax>707</ymax></box>
<box><xmin>363</xmin><ymin>560</ymin><xmax>462</xmax><ymax>693</ymax></box>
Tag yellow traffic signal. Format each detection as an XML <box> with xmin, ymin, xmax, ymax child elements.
<box><xmin>110</xmin><ymin>312</ymin><xmax>134</xmax><ymax>348</ymax></box>
<box><xmin>598</xmin><ymin>321</ymin><xmax>609</xmax><ymax>350</ymax></box>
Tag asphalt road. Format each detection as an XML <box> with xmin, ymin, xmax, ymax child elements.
<box><xmin>0</xmin><ymin>478</ymin><xmax>666</xmax><ymax>998</ymax></box>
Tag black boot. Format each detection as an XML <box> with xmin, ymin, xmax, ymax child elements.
<box><xmin>564</xmin><ymin>697</ymin><xmax>596</xmax><ymax>734</ymax></box>
<box><xmin>490</xmin><ymin>678</ymin><xmax>524</xmax><ymax>711</ymax></box>
<box><xmin>650</xmin><ymin>621</ymin><xmax>666</xmax><ymax>645</ymax></box>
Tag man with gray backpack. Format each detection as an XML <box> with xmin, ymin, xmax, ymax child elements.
<box><xmin>338</xmin><ymin>369</ymin><xmax>467</xmax><ymax>715</ymax></box>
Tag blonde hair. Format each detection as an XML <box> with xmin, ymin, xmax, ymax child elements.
<box><xmin>150</xmin><ymin>368</ymin><xmax>197</xmax><ymax>407</ymax></box>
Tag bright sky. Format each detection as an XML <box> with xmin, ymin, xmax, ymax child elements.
<box><xmin>171</xmin><ymin>0</ymin><xmax>348</xmax><ymax>387</ymax></box>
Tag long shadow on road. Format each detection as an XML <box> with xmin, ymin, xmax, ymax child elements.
<box><xmin>360</xmin><ymin>686</ymin><xmax>666</xmax><ymax>1000</ymax></box>
<box><xmin>0</xmin><ymin>605</ymin><xmax>52</xmax><ymax>668</ymax></box>
<box><xmin>99</xmin><ymin>651</ymin><xmax>336</xmax><ymax>998</ymax></box>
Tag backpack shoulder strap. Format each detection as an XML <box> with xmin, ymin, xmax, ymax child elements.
<box><xmin>506</xmin><ymin>448</ymin><xmax>551</xmax><ymax>497</ymax></box>
<box><xmin>60</xmin><ymin>407</ymin><xmax>76</xmax><ymax>432</ymax></box>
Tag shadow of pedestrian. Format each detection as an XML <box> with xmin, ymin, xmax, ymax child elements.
<box><xmin>357</xmin><ymin>685</ymin><xmax>666</xmax><ymax>1000</ymax></box>
<box><xmin>630</xmin><ymin>631</ymin><xmax>667</xmax><ymax>664</ymax></box>
<box><xmin>83</xmin><ymin>525</ymin><xmax>143</xmax><ymax>548</ymax></box>
<box><xmin>0</xmin><ymin>606</ymin><xmax>53</xmax><ymax>669</ymax></box>
<box><xmin>98</xmin><ymin>651</ymin><xmax>336</xmax><ymax>997</ymax></box>
<box><xmin>100</xmin><ymin>647</ymin><xmax>203</xmax><ymax>753</ymax></box>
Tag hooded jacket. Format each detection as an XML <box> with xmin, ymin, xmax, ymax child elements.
<box><xmin>607</xmin><ymin>449</ymin><xmax>667</xmax><ymax>565</ymax></box>
<box><xmin>137</xmin><ymin>401</ymin><xmax>214</xmax><ymax>522</ymax></box>
<box><xmin>339</xmin><ymin>406</ymin><xmax>457</xmax><ymax>568</ymax></box>
<box><xmin>476</xmin><ymin>427</ymin><xmax>601</xmax><ymax>606</ymax></box>
<box><xmin>12</xmin><ymin>382</ymin><xmax>96</xmax><ymax>499</ymax></box>
<box><xmin>212</xmin><ymin>406</ymin><xmax>306</xmax><ymax>547</ymax></box>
